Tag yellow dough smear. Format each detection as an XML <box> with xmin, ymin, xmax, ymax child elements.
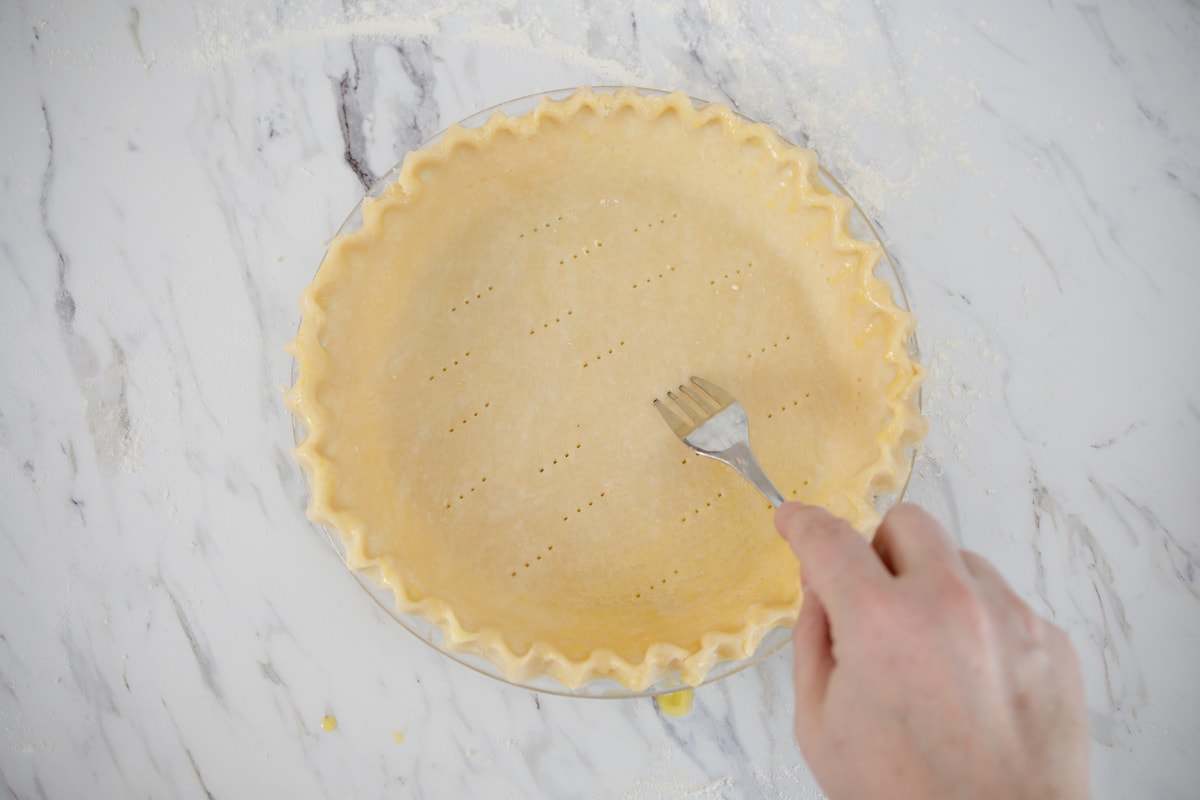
<box><xmin>287</xmin><ymin>89</ymin><xmax>926</xmax><ymax>691</ymax></box>
<box><xmin>655</xmin><ymin>688</ymin><xmax>695</xmax><ymax>717</ymax></box>
<box><xmin>321</xmin><ymin>715</ymin><xmax>337</xmax><ymax>732</ymax></box>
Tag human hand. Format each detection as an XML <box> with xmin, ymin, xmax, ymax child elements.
<box><xmin>775</xmin><ymin>502</ymin><xmax>1089</xmax><ymax>800</ymax></box>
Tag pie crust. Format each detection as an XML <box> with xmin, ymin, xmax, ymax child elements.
<box><xmin>286</xmin><ymin>88</ymin><xmax>926</xmax><ymax>690</ymax></box>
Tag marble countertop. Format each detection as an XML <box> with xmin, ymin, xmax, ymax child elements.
<box><xmin>2</xmin><ymin>1</ymin><xmax>1198</xmax><ymax>797</ymax></box>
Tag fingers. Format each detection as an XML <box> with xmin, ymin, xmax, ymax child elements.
<box><xmin>961</xmin><ymin>550</ymin><xmax>1045</xmax><ymax>643</ymax></box>
<box><xmin>775</xmin><ymin>502</ymin><xmax>889</xmax><ymax>630</ymax></box>
<box><xmin>871</xmin><ymin>503</ymin><xmax>964</xmax><ymax>576</ymax></box>
<box><xmin>960</xmin><ymin>550</ymin><xmax>1012</xmax><ymax>591</ymax></box>
<box><xmin>792</xmin><ymin>589</ymin><xmax>833</xmax><ymax>749</ymax></box>
<box><xmin>961</xmin><ymin>550</ymin><xmax>1039</xmax><ymax>624</ymax></box>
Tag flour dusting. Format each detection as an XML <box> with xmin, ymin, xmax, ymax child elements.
<box><xmin>176</xmin><ymin>0</ymin><xmax>978</xmax><ymax>221</ymax></box>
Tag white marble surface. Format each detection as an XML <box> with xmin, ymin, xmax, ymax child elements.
<box><xmin>2</xmin><ymin>0</ymin><xmax>1198</xmax><ymax>797</ymax></box>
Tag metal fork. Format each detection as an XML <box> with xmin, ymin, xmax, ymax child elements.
<box><xmin>653</xmin><ymin>376</ymin><xmax>785</xmax><ymax>508</ymax></box>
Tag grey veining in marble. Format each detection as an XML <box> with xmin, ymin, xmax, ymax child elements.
<box><xmin>2</xmin><ymin>0</ymin><xmax>1198</xmax><ymax>797</ymax></box>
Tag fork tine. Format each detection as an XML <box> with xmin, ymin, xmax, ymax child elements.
<box><xmin>653</xmin><ymin>398</ymin><xmax>694</xmax><ymax>438</ymax></box>
<box><xmin>653</xmin><ymin>376</ymin><xmax>786</xmax><ymax>507</ymax></box>
<box><xmin>690</xmin><ymin>376</ymin><xmax>735</xmax><ymax>407</ymax></box>
<box><xmin>678</xmin><ymin>383</ymin><xmax>717</xmax><ymax>413</ymax></box>
<box><xmin>666</xmin><ymin>390</ymin><xmax>706</xmax><ymax>423</ymax></box>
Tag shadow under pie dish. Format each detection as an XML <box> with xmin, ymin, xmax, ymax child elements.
<box><xmin>286</xmin><ymin>87</ymin><xmax>927</xmax><ymax>694</ymax></box>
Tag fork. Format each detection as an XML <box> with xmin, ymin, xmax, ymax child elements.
<box><xmin>653</xmin><ymin>376</ymin><xmax>786</xmax><ymax>508</ymax></box>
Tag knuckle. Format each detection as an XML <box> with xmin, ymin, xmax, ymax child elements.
<box><xmin>959</xmin><ymin>549</ymin><xmax>989</xmax><ymax>574</ymax></box>
<box><xmin>853</xmin><ymin>584</ymin><xmax>904</xmax><ymax>637</ymax></box>
<box><xmin>801</xmin><ymin>516</ymin><xmax>857</xmax><ymax>563</ymax></box>
<box><xmin>809</xmin><ymin>514</ymin><xmax>854</xmax><ymax>542</ymax></box>
<box><xmin>927</xmin><ymin>567</ymin><xmax>989</xmax><ymax>630</ymax></box>
<box><xmin>931</xmin><ymin>563</ymin><xmax>974</xmax><ymax>601</ymax></box>
<box><xmin>1045</xmin><ymin>620</ymin><xmax>1079</xmax><ymax>657</ymax></box>
<box><xmin>884</xmin><ymin>501</ymin><xmax>922</xmax><ymax>524</ymax></box>
<box><xmin>1014</xmin><ymin>601</ymin><xmax>1043</xmax><ymax>637</ymax></box>
<box><xmin>851</xmin><ymin>580</ymin><xmax>891</xmax><ymax>612</ymax></box>
<box><xmin>883</xmin><ymin>502</ymin><xmax>932</xmax><ymax>532</ymax></box>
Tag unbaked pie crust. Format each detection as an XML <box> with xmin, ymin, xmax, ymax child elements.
<box><xmin>287</xmin><ymin>88</ymin><xmax>926</xmax><ymax>690</ymax></box>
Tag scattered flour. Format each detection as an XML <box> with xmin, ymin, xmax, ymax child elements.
<box><xmin>624</xmin><ymin>775</ymin><xmax>734</xmax><ymax>800</ymax></box>
<box><xmin>169</xmin><ymin>0</ymin><xmax>993</xmax><ymax>229</ymax></box>
<box><xmin>185</xmin><ymin>1</ymin><xmax>446</xmax><ymax>66</ymax></box>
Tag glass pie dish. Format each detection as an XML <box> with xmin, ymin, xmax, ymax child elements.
<box><xmin>288</xmin><ymin>87</ymin><xmax>923</xmax><ymax>698</ymax></box>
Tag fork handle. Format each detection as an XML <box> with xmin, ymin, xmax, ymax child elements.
<box><xmin>718</xmin><ymin>441</ymin><xmax>786</xmax><ymax>508</ymax></box>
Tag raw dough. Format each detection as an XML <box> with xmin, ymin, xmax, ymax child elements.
<box><xmin>287</xmin><ymin>89</ymin><xmax>926</xmax><ymax>690</ymax></box>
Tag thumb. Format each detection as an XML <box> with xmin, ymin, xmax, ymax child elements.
<box><xmin>774</xmin><ymin>500</ymin><xmax>811</xmax><ymax>558</ymax></box>
<box><xmin>773</xmin><ymin>500</ymin><xmax>884</xmax><ymax>630</ymax></box>
<box><xmin>792</xmin><ymin>588</ymin><xmax>834</xmax><ymax>739</ymax></box>
<box><xmin>778</xmin><ymin>502</ymin><xmax>836</xmax><ymax>735</ymax></box>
